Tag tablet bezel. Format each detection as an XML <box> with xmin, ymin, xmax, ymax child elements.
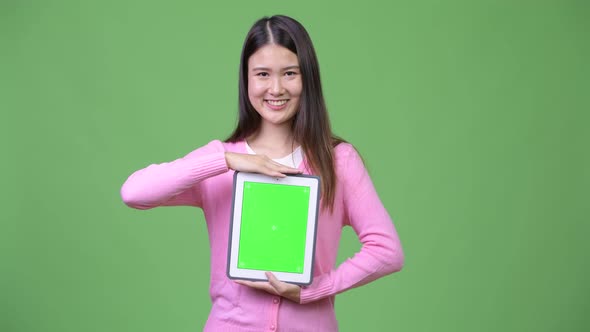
<box><xmin>227</xmin><ymin>171</ymin><xmax>320</xmax><ymax>286</ymax></box>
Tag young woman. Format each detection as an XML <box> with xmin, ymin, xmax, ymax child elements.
<box><xmin>121</xmin><ymin>15</ymin><xmax>404</xmax><ymax>331</ymax></box>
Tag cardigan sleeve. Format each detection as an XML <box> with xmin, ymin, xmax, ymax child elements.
<box><xmin>299</xmin><ymin>145</ymin><xmax>404</xmax><ymax>304</ymax></box>
<box><xmin>120</xmin><ymin>140</ymin><xmax>229</xmax><ymax>209</ymax></box>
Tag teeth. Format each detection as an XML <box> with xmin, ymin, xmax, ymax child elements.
<box><xmin>267</xmin><ymin>100</ymin><xmax>288</xmax><ymax>106</ymax></box>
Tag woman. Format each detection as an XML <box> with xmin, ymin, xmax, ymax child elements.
<box><xmin>121</xmin><ymin>15</ymin><xmax>404</xmax><ymax>331</ymax></box>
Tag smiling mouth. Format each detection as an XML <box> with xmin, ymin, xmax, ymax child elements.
<box><xmin>265</xmin><ymin>99</ymin><xmax>288</xmax><ymax>106</ymax></box>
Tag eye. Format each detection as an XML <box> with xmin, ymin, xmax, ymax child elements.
<box><xmin>285</xmin><ymin>71</ymin><xmax>298</xmax><ymax>76</ymax></box>
<box><xmin>256</xmin><ymin>72</ymin><xmax>269</xmax><ymax>77</ymax></box>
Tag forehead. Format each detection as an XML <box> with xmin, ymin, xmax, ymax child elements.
<box><xmin>248</xmin><ymin>44</ymin><xmax>299</xmax><ymax>69</ymax></box>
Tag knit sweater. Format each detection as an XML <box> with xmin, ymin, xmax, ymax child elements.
<box><xmin>120</xmin><ymin>139</ymin><xmax>404</xmax><ymax>332</ymax></box>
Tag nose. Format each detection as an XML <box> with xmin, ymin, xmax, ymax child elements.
<box><xmin>269</xmin><ymin>77</ymin><xmax>285</xmax><ymax>96</ymax></box>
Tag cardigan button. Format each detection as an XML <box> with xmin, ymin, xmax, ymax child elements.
<box><xmin>273</xmin><ymin>297</ymin><xmax>280</xmax><ymax>304</ymax></box>
<box><xmin>270</xmin><ymin>324</ymin><xmax>276</xmax><ymax>330</ymax></box>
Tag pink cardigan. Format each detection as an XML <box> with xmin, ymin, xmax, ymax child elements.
<box><xmin>121</xmin><ymin>140</ymin><xmax>404</xmax><ymax>332</ymax></box>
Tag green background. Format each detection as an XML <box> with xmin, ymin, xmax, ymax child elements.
<box><xmin>1</xmin><ymin>0</ymin><xmax>588</xmax><ymax>331</ymax></box>
<box><xmin>239</xmin><ymin>182</ymin><xmax>309</xmax><ymax>273</ymax></box>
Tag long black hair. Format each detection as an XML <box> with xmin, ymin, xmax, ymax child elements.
<box><xmin>226</xmin><ymin>15</ymin><xmax>344</xmax><ymax>211</ymax></box>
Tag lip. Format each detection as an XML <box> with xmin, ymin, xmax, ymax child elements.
<box><xmin>264</xmin><ymin>99</ymin><xmax>289</xmax><ymax>111</ymax></box>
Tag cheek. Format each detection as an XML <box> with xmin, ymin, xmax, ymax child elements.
<box><xmin>247</xmin><ymin>85</ymin><xmax>257</xmax><ymax>106</ymax></box>
<box><xmin>248</xmin><ymin>79</ymin><xmax>265</xmax><ymax>97</ymax></box>
<box><xmin>290</xmin><ymin>79</ymin><xmax>303</xmax><ymax>97</ymax></box>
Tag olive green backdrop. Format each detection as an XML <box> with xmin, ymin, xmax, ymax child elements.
<box><xmin>1</xmin><ymin>0</ymin><xmax>588</xmax><ymax>331</ymax></box>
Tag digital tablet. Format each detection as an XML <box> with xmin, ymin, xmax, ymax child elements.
<box><xmin>227</xmin><ymin>171</ymin><xmax>320</xmax><ymax>285</ymax></box>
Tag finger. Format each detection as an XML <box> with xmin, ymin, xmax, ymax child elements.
<box><xmin>235</xmin><ymin>280</ymin><xmax>267</xmax><ymax>287</ymax></box>
<box><xmin>281</xmin><ymin>167</ymin><xmax>303</xmax><ymax>174</ymax></box>
<box><xmin>265</xmin><ymin>272</ymin><xmax>284</xmax><ymax>292</ymax></box>
<box><xmin>234</xmin><ymin>280</ymin><xmax>252</xmax><ymax>286</ymax></box>
<box><xmin>235</xmin><ymin>280</ymin><xmax>261</xmax><ymax>288</ymax></box>
<box><xmin>257</xmin><ymin>163</ymin><xmax>285</xmax><ymax>178</ymax></box>
<box><xmin>269</xmin><ymin>162</ymin><xmax>302</xmax><ymax>174</ymax></box>
<box><xmin>235</xmin><ymin>280</ymin><xmax>279</xmax><ymax>295</ymax></box>
<box><xmin>266</xmin><ymin>170</ymin><xmax>288</xmax><ymax>178</ymax></box>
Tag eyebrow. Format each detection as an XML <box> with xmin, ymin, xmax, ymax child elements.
<box><xmin>251</xmin><ymin>65</ymin><xmax>300</xmax><ymax>71</ymax></box>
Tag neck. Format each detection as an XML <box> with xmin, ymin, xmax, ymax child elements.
<box><xmin>247</xmin><ymin>121</ymin><xmax>298</xmax><ymax>158</ymax></box>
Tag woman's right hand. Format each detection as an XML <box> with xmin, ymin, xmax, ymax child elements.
<box><xmin>225</xmin><ymin>152</ymin><xmax>303</xmax><ymax>177</ymax></box>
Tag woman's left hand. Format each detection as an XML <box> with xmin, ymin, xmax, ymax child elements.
<box><xmin>235</xmin><ymin>272</ymin><xmax>301</xmax><ymax>303</ymax></box>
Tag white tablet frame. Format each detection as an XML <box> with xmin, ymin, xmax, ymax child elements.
<box><xmin>227</xmin><ymin>171</ymin><xmax>320</xmax><ymax>285</ymax></box>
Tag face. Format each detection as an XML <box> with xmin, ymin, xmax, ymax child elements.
<box><xmin>247</xmin><ymin>44</ymin><xmax>302</xmax><ymax>128</ymax></box>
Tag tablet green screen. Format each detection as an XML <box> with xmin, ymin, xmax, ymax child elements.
<box><xmin>238</xmin><ymin>181</ymin><xmax>310</xmax><ymax>273</ymax></box>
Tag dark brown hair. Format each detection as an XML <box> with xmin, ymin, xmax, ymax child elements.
<box><xmin>226</xmin><ymin>15</ymin><xmax>344</xmax><ymax>210</ymax></box>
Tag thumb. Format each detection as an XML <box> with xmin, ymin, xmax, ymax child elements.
<box><xmin>266</xmin><ymin>272</ymin><xmax>283</xmax><ymax>291</ymax></box>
